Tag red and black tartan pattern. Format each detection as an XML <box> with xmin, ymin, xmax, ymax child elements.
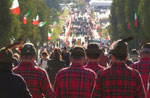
<box><xmin>13</xmin><ymin>62</ymin><xmax>55</xmax><ymax>98</ymax></box>
<box><xmin>84</xmin><ymin>62</ymin><xmax>105</xmax><ymax>74</ymax></box>
<box><xmin>92</xmin><ymin>62</ymin><xmax>146</xmax><ymax>98</ymax></box>
<box><xmin>54</xmin><ymin>63</ymin><xmax>96</xmax><ymax>98</ymax></box>
<box><xmin>132</xmin><ymin>57</ymin><xmax>150</xmax><ymax>95</ymax></box>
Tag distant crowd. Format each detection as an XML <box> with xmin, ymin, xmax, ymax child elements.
<box><xmin>0</xmin><ymin>37</ymin><xmax>149</xmax><ymax>98</ymax></box>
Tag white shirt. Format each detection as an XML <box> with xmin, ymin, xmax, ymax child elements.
<box><xmin>38</xmin><ymin>58</ymin><xmax>48</xmax><ymax>69</ymax></box>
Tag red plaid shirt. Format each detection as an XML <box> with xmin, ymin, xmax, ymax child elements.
<box><xmin>92</xmin><ymin>62</ymin><xmax>146</xmax><ymax>98</ymax></box>
<box><xmin>54</xmin><ymin>63</ymin><xmax>96</xmax><ymax>98</ymax></box>
<box><xmin>84</xmin><ymin>62</ymin><xmax>104</xmax><ymax>74</ymax></box>
<box><xmin>13</xmin><ymin>62</ymin><xmax>55</xmax><ymax>98</ymax></box>
<box><xmin>132</xmin><ymin>57</ymin><xmax>150</xmax><ymax>95</ymax></box>
<box><xmin>99</xmin><ymin>54</ymin><xmax>109</xmax><ymax>67</ymax></box>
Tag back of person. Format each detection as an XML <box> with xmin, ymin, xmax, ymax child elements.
<box><xmin>0</xmin><ymin>45</ymin><xmax>32</xmax><ymax>98</ymax></box>
<box><xmin>14</xmin><ymin>63</ymin><xmax>51</xmax><ymax>98</ymax></box>
<box><xmin>132</xmin><ymin>60</ymin><xmax>150</xmax><ymax>89</ymax></box>
<box><xmin>0</xmin><ymin>73</ymin><xmax>31</xmax><ymax>98</ymax></box>
<box><xmin>54</xmin><ymin>46</ymin><xmax>96</xmax><ymax>98</ymax></box>
<box><xmin>94</xmin><ymin>63</ymin><xmax>145</xmax><ymax>98</ymax></box>
<box><xmin>13</xmin><ymin>43</ymin><xmax>54</xmax><ymax>98</ymax></box>
<box><xmin>54</xmin><ymin>66</ymin><xmax>95</xmax><ymax>98</ymax></box>
<box><xmin>47</xmin><ymin>59</ymin><xmax>65</xmax><ymax>84</ymax></box>
<box><xmin>62</xmin><ymin>47</ymin><xmax>70</xmax><ymax>67</ymax></box>
<box><xmin>132</xmin><ymin>43</ymin><xmax>150</xmax><ymax>95</ymax></box>
<box><xmin>85</xmin><ymin>43</ymin><xmax>104</xmax><ymax>74</ymax></box>
<box><xmin>92</xmin><ymin>37</ymin><xmax>146</xmax><ymax>98</ymax></box>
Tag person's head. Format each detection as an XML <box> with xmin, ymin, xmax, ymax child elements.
<box><xmin>70</xmin><ymin>46</ymin><xmax>85</xmax><ymax>65</ymax></box>
<box><xmin>0</xmin><ymin>47</ymin><xmax>13</xmax><ymax>71</ymax></box>
<box><xmin>41</xmin><ymin>50</ymin><xmax>49</xmax><ymax>59</ymax></box>
<box><xmin>86</xmin><ymin>43</ymin><xmax>103</xmax><ymax>61</ymax></box>
<box><xmin>110</xmin><ymin>39</ymin><xmax>129</xmax><ymax>62</ymax></box>
<box><xmin>63</xmin><ymin>47</ymin><xmax>67</xmax><ymax>53</ymax></box>
<box><xmin>130</xmin><ymin>49</ymin><xmax>139</xmax><ymax>58</ymax></box>
<box><xmin>54</xmin><ymin>48</ymin><xmax>61</xmax><ymax>60</ymax></box>
<box><xmin>140</xmin><ymin>43</ymin><xmax>150</xmax><ymax>57</ymax></box>
<box><xmin>20</xmin><ymin>43</ymin><xmax>36</xmax><ymax>62</ymax></box>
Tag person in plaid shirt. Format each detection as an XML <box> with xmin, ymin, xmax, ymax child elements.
<box><xmin>84</xmin><ymin>43</ymin><xmax>105</xmax><ymax>74</ymax></box>
<box><xmin>132</xmin><ymin>43</ymin><xmax>150</xmax><ymax>96</ymax></box>
<box><xmin>54</xmin><ymin>46</ymin><xmax>96</xmax><ymax>98</ymax></box>
<box><xmin>13</xmin><ymin>43</ymin><xmax>55</xmax><ymax>98</ymax></box>
<box><xmin>92</xmin><ymin>37</ymin><xmax>146</xmax><ymax>98</ymax></box>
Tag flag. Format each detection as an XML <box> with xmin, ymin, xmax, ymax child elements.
<box><xmin>38</xmin><ymin>21</ymin><xmax>47</xmax><ymax>27</ymax></box>
<box><xmin>134</xmin><ymin>12</ymin><xmax>138</xmax><ymax>27</ymax></box>
<box><xmin>107</xmin><ymin>36</ymin><xmax>110</xmax><ymax>40</ymax></box>
<box><xmin>128</xmin><ymin>23</ymin><xmax>131</xmax><ymax>29</ymax></box>
<box><xmin>10</xmin><ymin>0</ymin><xmax>20</xmax><ymax>15</ymax></box>
<box><xmin>32</xmin><ymin>14</ymin><xmax>39</xmax><ymax>25</ymax></box>
<box><xmin>23</xmin><ymin>11</ymin><xmax>30</xmax><ymax>24</ymax></box>
<box><xmin>48</xmin><ymin>31</ymin><xmax>52</xmax><ymax>40</ymax></box>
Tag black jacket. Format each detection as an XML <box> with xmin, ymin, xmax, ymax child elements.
<box><xmin>0</xmin><ymin>71</ymin><xmax>32</xmax><ymax>98</ymax></box>
<box><xmin>46</xmin><ymin>58</ymin><xmax>66</xmax><ymax>85</ymax></box>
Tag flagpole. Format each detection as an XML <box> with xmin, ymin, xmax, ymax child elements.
<box><xmin>32</xmin><ymin>25</ymin><xmax>34</xmax><ymax>42</ymax></box>
<box><xmin>22</xmin><ymin>19</ymin><xmax>24</xmax><ymax>41</ymax></box>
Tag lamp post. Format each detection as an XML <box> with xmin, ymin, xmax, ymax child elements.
<box><xmin>10</xmin><ymin>36</ymin><xmax>15</xmax><ymax>44</ymax></box>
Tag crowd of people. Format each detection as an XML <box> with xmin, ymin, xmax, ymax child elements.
<box><xmin>0</xmin><ymin>37</ymin><xmax>150</xmax><ymax>98</ymax></box>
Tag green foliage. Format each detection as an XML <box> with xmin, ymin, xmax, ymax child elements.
<box><xmin>109</xmin><ymin>0</ymin><xmax>150</xmax><ymax>49</ymax></box>
<box><xmin>139</xmin><ymin>0</ymin><xmax>150</xmax><ymax>43</ymax></box>
<box><xmin>0</xmin><ymin>0</ymin><xmax>63</xmax><ymax>47</ymax></box>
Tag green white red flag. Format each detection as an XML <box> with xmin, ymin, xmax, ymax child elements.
<box><xmin>38</xmin><ymin>21</ymin><xmax>47</xmax><ymax>27</ymax></box>
<box><xmin>32</xmin><ymin>14</ymin><xmax>39</xmax><ymax>25</ymax></box>
<box><xmin>23</xmin><ymin>11</ymin><xmax>30</xmax><ymax>24</ymax></box>
<box><xmin>134</xmin><ymin>12</ymin><xmax>138</xmax><ymax>27</ymax></box>
<box><xmin>10</xmin><ymin>0</ymin><xmax>20</xmax><ymax>15</ymax></box>
<box><xmin>48</xmin><ymin>31</ymin><xmax>52</xmax><ymax>40</ymax></box>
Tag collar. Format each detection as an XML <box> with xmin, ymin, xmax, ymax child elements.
<box><xmin>71</xmin><ymin>63</ymin><xmax>84</xmax><ymax>68</ymax></box>
<box><xmin>87</xmin><ymin>62</ymin><xmax>98</xmax><ymax>66</ymax></box>
<box><xmin>111</xmin><ymin>61</ymin><xmax>127</xmax><ymax>68</ymax></box>
<box><xmin>19</xmin><ymin>62</ymin><xmax>34</xmax><ymax>66</ymax></box>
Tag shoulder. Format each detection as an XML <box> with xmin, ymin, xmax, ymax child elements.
<box><xmin>35</xmin><ymin>66</ymin><xmax>47</xmax><ymax>73</ymax></box>
<box><xmin>11</xmin><ymin>73</ymin><xmax>26</xmax><ymax>83</ymax></box>
<box><xmin>55</xmin><ymin>67</ymin><xmax>70</xmax><ymax>78</ymax></box>
<box><xmin>97</xmin><ymin>65</ymin><xmax>111</xmax><ymax>77</ymax></box>
<box><xmin>57</xmin><ymin>67</ymin><xmax>69</xmax><ymax>74</ymax></box>
<box><xmin>98</xmin><ymin>64</ymin><xmax>105</xmax><ymax>70</ymax></box>
<box><xmin>83</xmin><ymin>68</ymin><xmax>97</xmax><ymax>77</ymax></box>
<box><xmin>131</xmin><ymin>60</ymin><xmax>140</xmax><ymax>68</ymax></box>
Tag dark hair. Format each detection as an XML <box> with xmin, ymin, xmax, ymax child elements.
<box><xmin>112</xmin><ymin>54</ymin><xmax>127</xmax><ymax>61</ymax></box>
<box><xmin>71</xmin><ymin>46</ymin><xmax>85</xmax><ymax>59</ymax></box>
<box><xmin>86</xmin><ymin>53</ymin><xmax>101</xmax><ymax>59</ymax></box>
<box><xmin>54</xmin><ymin>49</ymin><xmax>61</xmax><ymax>60</ymax></box>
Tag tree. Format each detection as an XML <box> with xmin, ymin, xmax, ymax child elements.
<box><xmin>125</xmin><ymin>0</ymin><xmax>141</xmax><ymax>49</ymax></box>
<box><xmin>0</xmin><ymin>0</ymin><xmax>20</xmax><ymax>47</ymax></box>
<box><xmin>109</xmin><ymin>0</ymin><xmax>118</xmax><ymax>41</ymax></box>
<box><xmin>139</xmin><ymin>0</ymin><xmax>150</xmax><ymax>43</ymax></box>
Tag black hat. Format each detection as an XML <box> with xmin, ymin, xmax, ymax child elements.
<box><xmin>21</xmin><ymin>43</ymin><xmax>36</xmax><ymax>56</ymax></box>
<box><xmin>71</xmin><ymin>46</ymin><xmax>85</xmax><ymax>59</ymax></box>
<box><xmin>110</xmin><ymin>37</ymin><xmax>133</xmax><ymax>57</ymax></box>
<box><xmin>141</xmin><ymin>43</ymin><xmax>150</xmax><ymax>53</ymax></box>
<box><xmin>0</xmin><ymin>48</ymin><xmax>13</xmax><ymax>63</ymax></box>
<box><xmin>86</xmin><ymin>43</ymin><xmax>102</xmax><ymax>54</ymax></box>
